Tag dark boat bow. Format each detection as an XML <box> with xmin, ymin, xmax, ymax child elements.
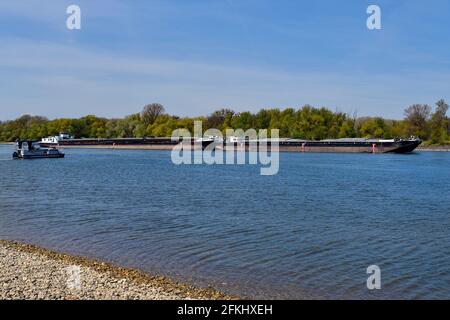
<box><xmin>387</xmin><ymin>138</ymin><xmax>422</xmax><ymax>153</ymax></box>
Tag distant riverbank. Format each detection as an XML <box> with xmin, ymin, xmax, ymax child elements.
<box><xmin>2</xmin><ymin>141</ymin><xmax>450</xmax><ymax>152</ymax></box>
<box><xmin>62</xmin><ymin>144</ymin><xmax>450</xmax><ymax>152</ymax></box>
<box><xmin>43</xmin><ymin>143</ymin><xmax>450</xmax><ymax>152</ymax></box>
<box><xmin>0</xmin><ymin>240</ymin><xmax>234</xmax><ymax>300</ymax></box>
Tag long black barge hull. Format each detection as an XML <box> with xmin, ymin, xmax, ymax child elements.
<box><xmin>43</xmin><ymin>138</ymin><xmax>422</xmax><ymax>153</ymax></box>
<box><xmin>13</xmin><ymin>154</ymin><xmax>65</xmax><ymax>159</ymax></box>
<box><xmin>273</xmin><ymin>140</ymin><xmax>422</xmax><ymax>153</ymax></box>
<box><xmin>57</xmin><ymin>138</ymin><xmax>179</xmax><ymax>146</ymax></box>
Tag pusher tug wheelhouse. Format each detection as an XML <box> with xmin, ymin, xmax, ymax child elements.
<box><xmin>12</xmin><ymin>141</ymin><xmax>65</xmax><ymax>159</ymax></box>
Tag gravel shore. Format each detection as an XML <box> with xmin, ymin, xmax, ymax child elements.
<box><xmin>0</xmin><ymin>240</ymin><xmax>234</xmax><ymax>300</ymax></box>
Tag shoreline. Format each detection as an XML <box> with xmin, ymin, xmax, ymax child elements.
<box><xmin>56</xmin><ymin>144</ymin><xmax>450</xmax><ymax>152</ymax></box>
<box><xmin>0</xmin><ymin>240</ymin><xmax>236</xmax><ymax>300</ymax></box>
<box><xmin>2</xmin><ymin>142</ymin><xmax>450</xmax><ymax>152</ymax></box>
<box><xmin>417</xmin><ymin>146</ymin><xmax>450</xmax><ymax>152</ymax></box>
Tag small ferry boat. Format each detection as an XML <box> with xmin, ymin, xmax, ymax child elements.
<box><xmin>12</xmin><ymin>141</ymin><xmax>65</xmax><ymax>159</ymax></box>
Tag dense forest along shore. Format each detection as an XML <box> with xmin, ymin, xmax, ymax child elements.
<box><xmin>1</xmin><ymin>101</ymin><xmax>449</xmax><ymax>146</ymax></box>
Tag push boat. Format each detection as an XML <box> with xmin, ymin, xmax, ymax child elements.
<box><xmin>12</xmin><ymin>140</ymin><xmax>65</xmax><ymax>159</ymax></box>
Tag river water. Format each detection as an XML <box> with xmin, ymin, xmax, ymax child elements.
<box><xmin>0</xmin><ymin>145</ymin><xmax>449</xmax><ymax>299</ymax></box>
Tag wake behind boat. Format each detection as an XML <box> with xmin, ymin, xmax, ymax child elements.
<box><xmin>12</xmin><ymin>141</ymin><xmax>65</xmax><ymax>159</ymax></box>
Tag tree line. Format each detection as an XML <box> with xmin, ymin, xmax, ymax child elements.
<box><xmin>0</xmin><ymin>100</ymin><xmax>448</xmax><ymax>144</ymax></box>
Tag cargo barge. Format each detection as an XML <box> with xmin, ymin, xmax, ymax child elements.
<box><xmin>270</xmin><ymin>138</ymin><xmax>422</xmax><ymax>153</ymax></box>
<box><xmin>40</xmin><ymin>136</ymin><xmax>422</xmax><ymax>153</ymax></box>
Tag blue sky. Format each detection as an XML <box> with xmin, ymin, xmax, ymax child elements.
<box><xmin>0</xmin><ymin>0</ymin><xmax>449</xmax><ymax>120</ymax></box>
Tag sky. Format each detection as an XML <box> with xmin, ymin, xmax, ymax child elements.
<box><xmin>0</xmin><ymin>0</ymin><xmax>449</xmax><ymax>120</ymax></box>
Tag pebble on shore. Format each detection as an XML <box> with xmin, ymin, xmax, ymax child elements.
<box><xmin>0</xmin><ymin>240</ymin><xmax>235</xmax><ymax>300</ymax></box>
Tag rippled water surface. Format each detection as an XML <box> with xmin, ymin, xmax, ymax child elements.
<box><xmin>0</xmin><ymin>145</ymin><xmax>449</xmax><ymax>299</ymax></box>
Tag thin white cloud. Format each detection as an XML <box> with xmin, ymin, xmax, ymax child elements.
<box><xmin>0</xmin><ymin>39</ymin><xmax>448</xmax><ymax>120</ymax></box>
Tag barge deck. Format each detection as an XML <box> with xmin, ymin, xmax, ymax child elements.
<box><xmin>40</xmin><ymin>137</ymin><xmax>422</xmax><ymax>154</ymax></box>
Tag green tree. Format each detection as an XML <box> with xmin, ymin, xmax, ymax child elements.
<box><xmin>358</xmin><ymin>117</ymin><xmax>392</xmax><ymax>138</ymax></box>
<box><xmin>404</xmin><ymin>104</ymin><xmax>431</xmax><ymax>139</ymax></box>
<box><xmin>279</xmin><ymin>108</ymin><xmax>296</xmax><ymax>137</ymax></box>
<box><xmin>430</xmin><ymin>99</ymin><xmax>449</xmax><ymax>144</ymax></box>
<box><xmin>231</xmin><ymin>112</ymin><xmax>254</xmax><ymax>131</ymax></box>
<box><xmin>141</xmin><ymin>103</ymin><xmax>165</xmax><ymax>126</ymax></box>
<box><xmin>338</xmin><ymin>120</ymin><xmax>356</xmax><ymax>138</ymax></box>
<box><xmin>205</xmin><ymin>109</ymin><xmax>234</xmax><ymax>130</ymax></box>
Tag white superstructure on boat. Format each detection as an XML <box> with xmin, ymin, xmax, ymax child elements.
<box><xmin>40</xmin><ymin>132</ymin><xmax>74</xmax><ymax>146</ymax></box>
